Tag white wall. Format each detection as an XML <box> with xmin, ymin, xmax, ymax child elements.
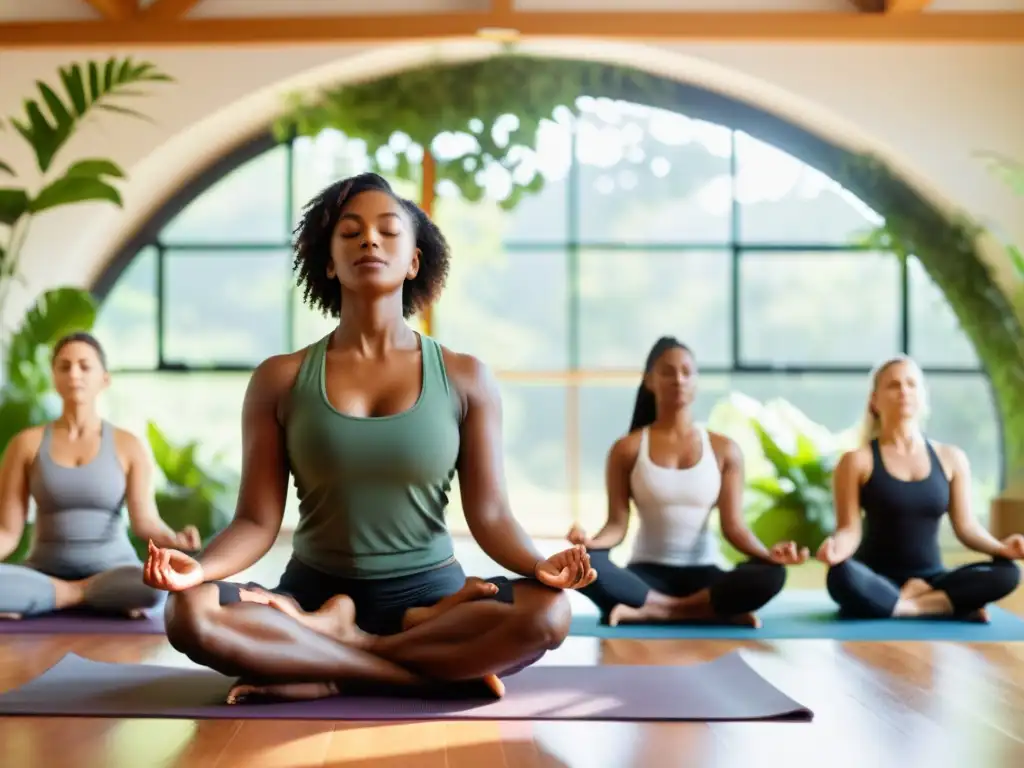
<box><xmin>0</xmin><ymin>38</ymin><xmax>1021</xmax><ymax>330</ymax></box>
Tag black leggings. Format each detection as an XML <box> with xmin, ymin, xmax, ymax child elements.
<box><xmin>579</xmin><ymin>549</ymin><xmax>787</xmax><ymax>621</ymax></box>
<box><xmin>212</xmin><ymin>557</ymin><xmax>517</xmax><ymax>635</ymax></box>
<box><xmin>826</xmin><ymin>557</ymin><xmax>1021</xmax><ymax>618</ymax></box>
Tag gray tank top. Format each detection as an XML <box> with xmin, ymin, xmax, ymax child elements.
<box><xmin>24</xmin><ymin>421</ymin><xmax>140</xmax><ymax>579</ymax></box>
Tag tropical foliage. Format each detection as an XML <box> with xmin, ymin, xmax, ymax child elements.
<box><xmin>709</xmin><ymin>393</ymin><xmax>855</xmax><ymax>558</ymax></box>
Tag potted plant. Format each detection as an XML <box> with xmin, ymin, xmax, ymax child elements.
<box><xmin>708</xmin><ymin>393</ymin><xmax>853</xmax><ymax>561</ymax></box>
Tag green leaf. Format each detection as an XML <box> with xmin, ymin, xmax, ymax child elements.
<box><xmin>4</xmin><ymin>287</ymin><xmax>98</xmax><ymax>394</ymax></box>
<box><xmin>63</xmin><ymin>158</ymin><xmax>125</xmax><ymax>180</ymax></box>
<box><xmin>146</xmin><ymin>421</ymin><xmax>178</xmax><ymax>476</ymax></box>
<box><xmin>1008</xmin><ymin>244</ymin><xmax>1024</xmax><ymax>279</ymax></box>
<box><xmin>29</xmin><ymin>176</ymin><xmax>122</xmax><ymax>213</ymax></box>
<box><xmin>748</xmin><ymin>476</ymin><xmax>786</xmax><ymax>499</ymax></box>
<box><xmin>0</xmin><ymin>188</ymin><xmax>30</xmax><ymax>226</ymax></box>
<box><xmin>9</xmin><ymin>56</ymin><xmax>173</xmax><ymax>173</ymax></box>
<box><xmin>749</xmin><ymin>419</ymin><xmax>797</xmax><ymax>481</ymax></box>
<box><xmin>0</xmin><ymin>396</ymin><xmax>36</xmax><ymax>463</ymax></box>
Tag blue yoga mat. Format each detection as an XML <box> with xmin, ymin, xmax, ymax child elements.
<box><xmin>568</xmin><ymin>590</ymin><xmax>1024</xmax><ymax>642</ymax></box>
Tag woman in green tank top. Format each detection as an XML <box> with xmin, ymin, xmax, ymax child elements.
<box><xmin>144</xmin><ymin>173</ymin><xmax>597</xmax><ymax>702</ymax></box>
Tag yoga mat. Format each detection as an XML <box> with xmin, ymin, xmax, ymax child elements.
<box><xmin>0</xmin><ymin>652</ymin><xmax>812</xmax><ymax>722</ymax></box>
<box><xmin>568</xmin><ymin>590</ymin><xmax>1024</xmax><ymax>642</ymax></box>
<box><xmin>0</xmin><ymin>609</ymin><xmax>165</xmax><ymax>635</ymax></box>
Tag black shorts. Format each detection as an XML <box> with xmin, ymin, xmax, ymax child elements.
<box><xmin>211</xmin><ymin>557</ymin><xmax>517</xmax><ymax>637</ymax></box>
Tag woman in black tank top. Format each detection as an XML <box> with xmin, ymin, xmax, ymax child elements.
<box><xmin>818</xmin><ymin>356</ymin><xmax>1022</xmax><ymax>620</ymax></box>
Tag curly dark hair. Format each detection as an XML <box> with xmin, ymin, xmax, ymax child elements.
<box><xmin>292</xmin><ymin>172</ymin><xmax>450</xmax><ymax>319</ymax></box>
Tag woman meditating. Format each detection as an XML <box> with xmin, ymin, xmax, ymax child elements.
<box><xmin>568</xmin><ymin>337</ymin><xmax>805</xmax><ymax>628</ymax></box>
<box><xmin>819</xmin><ymin>355</ymin><xmax>1022</xmax><ymax>621</ymax></box>
<box><xmin>143</xmin><ymin>172</ymin><xmax>597</xmax><ymax>703</ymax></box>
<box><xmin>0</xmin><ymin>332</ymin><xmax>200</xmax><ymax>620</ymax></box>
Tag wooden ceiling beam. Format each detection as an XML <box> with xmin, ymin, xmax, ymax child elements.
<box><xmin>849</xmin><ymin>0</ymin><xmax>935</xmax><ymax>11</ymax></box>
<box><xmin>0</xmin><ymin>11</ymin><xmax>1019</xmax><ymax>48</ymax></box>
<box><xmin>141</xmin><ymin>0</ymin><xmax>203</xmax><ymax>21</ymax></box>
<box><xmin>884</xmin><ymin>0</ymin><xmax>936</xmax><ymax>12</ymax></box>
<box><xmin>80</xmin><ymin>0</ymin><xmax>138</xmax><ymax>21</ymax></box>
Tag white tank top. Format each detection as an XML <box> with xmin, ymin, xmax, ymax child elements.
<box><xmin>628</xmin><ymin>426</ymin><xmax>724</xmax><ymax>568</ymax></box>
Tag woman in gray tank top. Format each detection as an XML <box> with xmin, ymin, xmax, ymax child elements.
<box><xmin>0</xmin><ymin>333</ymin><xmax>200</xmax><ymax>620</ymax></box>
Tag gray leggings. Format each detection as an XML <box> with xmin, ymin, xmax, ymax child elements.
<box><xmin>0</xmin><ymin>563</ymin><xmax>162</xmax><ymax>616</ymax></box>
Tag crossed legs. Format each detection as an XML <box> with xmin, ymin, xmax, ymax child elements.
<box><xmin>164</xmin><ymin>576</ymin><xmax>570</xmax><ymax>703</ymax></box>
<box><xmin>578</xmin><ymin>550</ymin><xmax>787</xmax><ymax>627</ymax></box>
<box><xmin>0</xmin><ymin>562</ymin><xmax>161</xmax><ymax>620</ymax></box>
<box><xmin>826</xmin><ymin>558</ymin><xmax>1021</xmax><ymax>620</ymax></box>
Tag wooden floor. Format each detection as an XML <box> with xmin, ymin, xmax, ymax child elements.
<box><xmin>3</xmin><ymin>543</ymin><xmax>1024</xmax><ymax>768</ymax></box>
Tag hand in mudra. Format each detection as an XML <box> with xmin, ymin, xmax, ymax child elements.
<box><xmin>143</xmin><ymin>539</ymin><xmax>204</xmax><ymax>592</ymax></box>
<box><xmin>999</xmin><ymin>533</ymin><xmax>1024</xmax><ymax>560</ymax></box>
<box><xmin>768</xmin><ymin>540</ymin><xmax>810</xmax><ymax>565</ymax></box>
<box><xmin>173</xmin><ymin>525</ymin><xmax>202</xmax><ymax>552</ymax></box>
<box><xmin>815</xmin><ymin>536</ymin><xmax>841</xmax><ymax>566</ymax></box>
<box><xmin>535</xmin><ymin>545</ymin><xmax>598</xmax><ymax>590</ymax></box>
<box><xmin>566</xmin><ymin>523</ymin><xmax>589</xmax><ymax>546</ymax></box>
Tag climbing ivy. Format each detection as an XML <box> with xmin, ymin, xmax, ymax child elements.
<box><xmin>274</xmin><ymin>55</ymin><xmax>1024</xmax><ymax>489</ymax></box>
<box><xmin>840</xmin><ymin>155</ymin><xmax>1024</xmax><ymax>488</ymax></box>
<box><xmin>273</xmin><ymin>54</ymin><xmax>673</xmax><ymax>209</ymax></box>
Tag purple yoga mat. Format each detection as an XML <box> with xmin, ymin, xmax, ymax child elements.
<box><xmin>0</xmin><ymin>652</ymin><xmax>812</xmax><ymax>722</ymax></box>
<box><xmin>0</xmin><ymin>610</ymin><xmax>166</xmax><ymax>635</ymax></box>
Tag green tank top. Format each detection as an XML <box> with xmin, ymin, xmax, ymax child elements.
<box><xmin>281</xmin><ymin>332</ymin><xmax>461</xmax><ymax>579</ymax></box>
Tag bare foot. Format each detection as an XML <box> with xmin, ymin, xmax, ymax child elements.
<box><xmin>966</xmin><ymin>607</ymin><xmax>991</xmax><ymax>623</ymax></box>
<box><xmin>481</xmin><ymin>674</ymin><xmax>506</xmax><ymax>698</ymax></box>
<box><xmin>725</xmin><ymin>612</ymin><xmax>762</xmax><ymax>629</ymax></box>
<box><xmin>0</xmin><ymin>613</ymin><xmax>22</xmax><ymax>621</ymax></box>
<box><xmin>302</xmin><ymin>594</ymin><xmax>372</xmax><ymax>647</ymax></box>
<box><xmin>899</xmin><ymin>578</ymin><xmax>932</xmax><ymax>601</ymax></box>
<box><xmin>403</xmin><ymin>577</ymin><xmax>499</xmax><ymax>630</ymax></box>
<box><xmin>124</xmin><ymin>609</ymin><xmax>146</xmax><ymax>620</ymax></box>
<box><xmin>226</xmin><ymin>680</ymin><xmax>340</xmax><ymax>704</ymax></box>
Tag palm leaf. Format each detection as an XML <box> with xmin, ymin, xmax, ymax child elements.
<box><xmin>4</xmin><ymin>288</ymin><xmax>98</xmax><ymax>394</ymax></box>
<box><xmin>1009</xmin><ymin>244</ymin><xmax>1024</xmax><ymax>278</ymax></box>
<box><xmin>10</xmin><ymin>57</ymin><xmax>173</xmax><ymax>173</ymax></box>
<box><xmin>0</xmin><ymin>188</ymin><xmax>29</xmax><ymax>226</ymax></box>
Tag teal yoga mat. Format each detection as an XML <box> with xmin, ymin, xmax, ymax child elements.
<box><xmin>568</xmin><ymin>590</ymin><xmax>1024</xmax><ymax>642</ymax></box>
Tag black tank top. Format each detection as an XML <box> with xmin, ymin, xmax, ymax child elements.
<box><xmin>853</xmin><ymin>438</ymin><xmax>949</xmax><ymax>577</ymax></box>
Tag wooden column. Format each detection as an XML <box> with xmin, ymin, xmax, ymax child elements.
<box><xmin>420</xmin><ymin>150</ymin><xmax>437</xmax><ymax>337</ymax></box>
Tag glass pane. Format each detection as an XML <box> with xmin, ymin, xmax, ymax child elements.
<box><xmin>291</xmin><ymin>286</ymin><xmax>338</xmax><ymax>350</ymax></box>
<box><xmin>578</xmin><ymin>249</ymin><xmax>732</xmax><ymax>369</ymax></box>
<box><xmin>431</xmin><ymin>245</ymin><xmax>568</xmax><ymax>371</ymax></box>
<box><xmin>735</xmin><ymin>131</ymin><xmax>882</xmax><ymax>245</ymax></box>
<box><xmin>431</xmin><ymin>117</ymin><xmax>570</xmax><ymax>246</ymax></box>
<box><xmin>101</xmin><ymin>371</ymin><xmax>315</xmax><ymax>527</ymax></box>
<box><xmin>738</xmin><ymin>251</ymin><xmax>901</xmax><ymax>367</ymax></box>
<box><xmin>445</xmin><ymin>382</ymin><xmax>569</xmax><ymax>537</ymax></box>
<box><xmin>162</xmin><ymin>250</ymin><xmax>290</xmax><ymax>367</ymax></box>
<box><xmin>93</xmin><ymin>246</ymin><xmax>158</xmax><ymax>369</ymax></box>
<box><xmin>576</xmin><ymin>99</ymin><xmax>733</xmax><ymax>245</ymax></box>
<box><xmin>908</xmin><ymin>256</ymin><xmax>979</xmax><ymax>368</ymax></box>
<box><xmin>292</xmin><ymin>130</ymin><xmax>421</xmax><ymax>232</ymax></box>
<box><xmin>161</xmin><ymin>145</ymin><xmax>290</xmax><ymax>245</ymax></box>
<box><xmin>925</xmin><ymin>373</ymin><xmax>1001</xmax><ymax>516</ymax></box>
<box><xmin>289</xmin><ymin>286</ymin><xmax>429</xmax><ymax>351</ymax></box>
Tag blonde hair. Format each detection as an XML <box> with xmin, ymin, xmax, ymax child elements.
<box><xmin>858</xmin><ymin>355</ymin><xmax>930</xmax><ymax>446</ymax></box>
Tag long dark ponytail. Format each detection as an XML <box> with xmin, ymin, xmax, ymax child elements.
<box><xmin>628</xmin><ymin>336</ymin><xmax>691</xmax><ymax>433</ymax></box>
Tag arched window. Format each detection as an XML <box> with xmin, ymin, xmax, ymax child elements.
<box><xmin>93</xmin><ymin>96</ymin><xmax>1000</xmax><ymax>538</ymax></box>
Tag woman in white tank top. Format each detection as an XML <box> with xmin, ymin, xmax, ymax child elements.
<box><xmin>569</xmin><ymin>337</ymin><xmax>807</xmax><ymax>627</ymax></box>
